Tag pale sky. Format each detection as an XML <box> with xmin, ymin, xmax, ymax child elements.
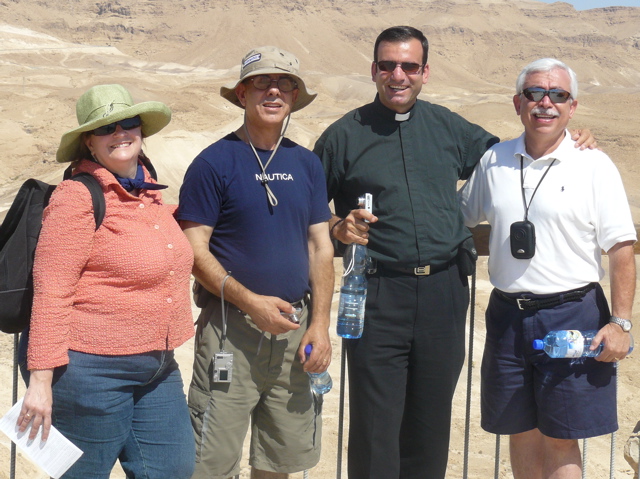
<box><xmin>537</xmin><ymin>0</ymin><xmax>640</xmax><ymax>9</ymax></box>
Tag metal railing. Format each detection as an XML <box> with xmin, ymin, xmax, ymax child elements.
<box><xmin>4</xmin><ymin>223</ymin><xmax>638</xmax><ymax>478</ymax></box>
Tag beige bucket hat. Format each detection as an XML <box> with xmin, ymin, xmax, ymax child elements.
<box><xmin>56</xmin><ymin>84</ymin><xmax>171</xmax><ymax>163</ymax></box>
<box><xmin>220</xmin><ymin>46</ymin><xmax>317</xmax><ymax>112</ymax></box>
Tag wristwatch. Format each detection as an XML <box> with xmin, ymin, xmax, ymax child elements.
<box><xmin>609</xmin><ymin>316</ymin><xmax>633</xmax><ymax>332</ymax></box>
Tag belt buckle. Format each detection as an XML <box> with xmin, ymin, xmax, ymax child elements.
<box><xmin>292</xmin><ymin>295</ymin><xmax>308</xmax><ymax>310</ymax></box>
<box><xmin>516</xmin><ymin>298</ymin><xmax>530</xmax><ymax>310</ymax></box>
<box><xmin>414</xmin><ymin>265</ymin><xmax>431</xmax><ymax>276</ymax></box>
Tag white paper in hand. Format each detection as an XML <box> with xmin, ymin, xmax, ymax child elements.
<box><xmin>0</xmin><ymin>397</ymin><xmax>83</xmax><ymax>478</ymax></box>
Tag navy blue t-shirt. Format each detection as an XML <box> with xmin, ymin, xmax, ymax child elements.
<box><xmin>178</xmin><ymin>133</ymin><xmax>331</xmax><ymax>302</ymax></box>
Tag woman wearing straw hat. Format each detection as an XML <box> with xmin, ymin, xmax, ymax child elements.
<box><xmin>16</xmin><ymin>84</ymin><xmax>196</xmax><ymax>478</ymax></box>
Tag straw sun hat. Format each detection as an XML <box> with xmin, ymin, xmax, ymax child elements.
<box><xmin>220</xmin><ymin>46</ymin><xmax>317</xmax><ymax>113</ymax></box>
<box><xmin>56</xmin><ymin>84</ymin><xmax>171</xmax><ymax>163</ymax></box>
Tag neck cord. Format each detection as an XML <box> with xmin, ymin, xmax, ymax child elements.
<box><xmin>243</xmin><ymin>114</ymin><xmax>291</xmax><ymax>207</ymax></box>
<box><xmin>220</xmin><ymin>273</ymin><xmax>232</xmax><ymax>350</ymax></box>
<box><xmin>519</xmin><ymin>155</ymin><xmax>557</xmax><ymax>221</ymax></box>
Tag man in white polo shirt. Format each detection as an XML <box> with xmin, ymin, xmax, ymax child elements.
<box><xmin>459</xmin><ymin>58</ymin><xmax>636</xmax><ymax>479</ymax></box>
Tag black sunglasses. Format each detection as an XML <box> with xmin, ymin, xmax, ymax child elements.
<box><xmin>92</xmin><ymin>116</ymin><xmax>142</xmax><ymax>136</ymax></box>
<box><xmin>521</xmin><ymin>87</ymin><xmax>572</xmax><ymax>104</ymax></box>
<box><xmin>376</xmin><ymin>61</ymin><xmax>423</xmax><ymax>74</ymax></box>
<box><xmin>248</xmin><ymin>75</ymin><xmax>298</xmax><ymax>93</ymax></box>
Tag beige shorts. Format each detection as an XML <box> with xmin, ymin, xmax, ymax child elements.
<box><xmin>188</xmin><ymin>295</ymin><xmax>322</xmax><ymax>479</ymax></box>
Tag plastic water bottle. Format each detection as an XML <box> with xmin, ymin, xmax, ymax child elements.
<box><xmin>336</xmin><ymin>242</ymin><xmax>368</xmax><ymax>338</ymax></box>
<box><xmin>304</xmin><ymin>344</ymin><xmax>332</xmax><ymax>394</ymax></box>
<box><xmin>532</xmin><ymin>330</ymin><xmax>634</xmax><ymax>358</ymax></box>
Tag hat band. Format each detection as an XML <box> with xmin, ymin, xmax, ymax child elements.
<box><xmin>82</xmin><ymin>101</ymin><xmax>133</xmax><ymax>124</ymax></box>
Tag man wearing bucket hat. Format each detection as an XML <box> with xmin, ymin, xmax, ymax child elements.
<box><xmin>179</xmin><ymin>46</ymin><xmax>334</xmax><ymax>479</ymax></box>
<box><xmin>18</xmin><ymin>84</ymin><xmax>196</xmax><ymax>478</ymax></box>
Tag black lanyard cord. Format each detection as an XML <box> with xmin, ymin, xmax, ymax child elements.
<box><xmin>520</xmin><ymin>155</ymin><xmax>557</xmax><ymax>221</ymax></box>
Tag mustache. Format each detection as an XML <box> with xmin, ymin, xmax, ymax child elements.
<box><xmin>531</xmin><ymin>107</ymin><xmax>559</xmax><ymax>118</ymax></box>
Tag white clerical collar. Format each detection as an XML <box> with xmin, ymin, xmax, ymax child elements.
<box><xmin>395</xmin><ymin>111</ymin><xmax>411</xmax><ymax>122</ymax></box>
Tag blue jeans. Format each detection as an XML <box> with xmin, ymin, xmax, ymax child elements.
<box><xmin>49</xmin><ymin>349</ymin><xmax>195</xmax><ymax>479</ymax></box>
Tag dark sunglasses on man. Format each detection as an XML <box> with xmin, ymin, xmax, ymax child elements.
<box><xmin>248</xmin><ymin>75</ymin><xmax>298</xmax><ymax>93</ymax></box>
<box><xmin>92</xmin><ymin>116</ymin><xmax>142</xmax><ymax>136</ymax></box>
<box><xmin>521</xmin><ymin>87</ymin><xmax>572</xmax><ymax>104</ymax></box>
<box><xmin>376</xmin><ymin>61</ymin><xmax>424</xmax><ymax>74</ymax></box>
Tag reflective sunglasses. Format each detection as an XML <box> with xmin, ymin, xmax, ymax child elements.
<box><xmin>376</xmin><ymin>61</ymin><xmax>423</xmax><ymax>74</ymax></box>
<box><xmin>92</xmin><ymin>116</ymin><xmax>142</xmax><ymax>136</ymax></box>
<box><xmin>521</xmin><ymin>87</ymin><xmax>572</xmax><ymax>104</ymax></box>
<box><xmin>249</xmin><ymin>75</ymin><xmax>298</xmax><ymax>92</ymax></box>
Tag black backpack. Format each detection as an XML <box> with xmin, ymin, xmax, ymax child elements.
<box><xmin>0</xmin><ymin>167</ymin><xmax>105</xmax><ymax>334</ymax></box>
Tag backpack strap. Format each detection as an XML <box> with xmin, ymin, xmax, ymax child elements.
<box><xmin>58</xmin><ymin>155</ymin><xmax>158</xmax><ymax>230</ymax></box>
<box><xmin>62</xmin><ymin>165</ymin><xmax>106</xmax><ymax>230</ymax></box>
<box><xmin>139</xmin><ymin>153</ymin><xmax>159</xmax><ymax>181</ymax></box>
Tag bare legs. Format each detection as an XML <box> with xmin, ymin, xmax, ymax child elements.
<box><xmin>510</xmin><ymin>429</ymin><xmax>581</xmax><ymax>479</ymax></box>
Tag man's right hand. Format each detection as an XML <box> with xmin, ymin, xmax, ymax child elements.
<box><xmin>331</xmin><ymin>209</ymin><xmax>378</xmax><ymax>245</ymax></box>
<box><xmin>244</xmin><ymin>295</ymin><xmax>301</xmax><ymax>335</ymax></box>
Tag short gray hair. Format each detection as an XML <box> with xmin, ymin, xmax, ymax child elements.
<box><xmin>515</xmin><ymin>58</ymin><xmax>578</xmax><ymax>100</ymax></box>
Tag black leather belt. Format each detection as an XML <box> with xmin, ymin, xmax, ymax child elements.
<box><xmin>375</xmin><ymin>258</ymin><xmax>455</xmax><ymax>276</ymax></box>
<box><xmin>495</xmin><ymin>283</ymin><xmax>596</xmax><ymax>311</ymax></box>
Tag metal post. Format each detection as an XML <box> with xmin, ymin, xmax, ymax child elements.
<box><xmin>336</xmin><ymin>338</ymin><xmax>346</xmax><ymax>479</ymax></box>
<box><xmin>494</xmin><ymin>434</ymin><xmax>501</xmax><ymax>479</ymax></box>
<box><xmin>582</xmin><ymin>438</ymin><xmax>588</xmax><ymax>479</ymax></box>
<box><xmin>610</xmin><ymin>362</ymin><xmax>619</xmax><ymax>479</ymax></box>
<box><xmin>10</xmin><ymin>333</ymin><xmax>19</xmax><ymax>479</ymax></box>
<box><xmin>462</xmin><ymin>270</ymin><xmax>477</xmax><ymax>479</ymax></box>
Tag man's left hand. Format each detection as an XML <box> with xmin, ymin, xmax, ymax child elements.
<box><xmin>299</xmin><ymin>326</ymin><xmax>332</xmax><ymax>373</ymax></box>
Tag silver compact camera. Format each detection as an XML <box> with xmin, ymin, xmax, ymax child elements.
<box><xmin>358</xmin><ymin>193</ymin><xmax>373</xmax><ymax>220</ymax></box>
<box><xmin>212</xmin><ymin>351</ymin><xmax>233</xmax><ymax>383</ymax></box>
<box><xmin>280</xmin><ymin>307</ymin><xmax>302</xmax><ymax>324</ymax></box>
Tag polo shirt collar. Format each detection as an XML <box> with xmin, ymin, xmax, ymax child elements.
<box><xmin>514</xmin><ymin>129</ymin><xmax>574</xmax><ymax>164</ymax></box>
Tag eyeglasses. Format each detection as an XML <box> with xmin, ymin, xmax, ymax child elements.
<box><xmin>248</xmin><ymin>75</ymin><xmax>298</xmax><ymax>92</ymax></box>
<box><xmin>376</xmin><ymin>61</ymin><xmax>423</xmax><ymax>74</ymax></box>
<box><xmin>520</xmin><ymin>87</ymin><xmax>572</xmax><ymax>104</ymax></box>
<box><xmin>92</xmin><ymin>116</ymin><xmax>142</xmax><ymax>136</ymax></box>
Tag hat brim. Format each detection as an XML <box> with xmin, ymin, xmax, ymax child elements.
<box><xmin>220</xmin><ymin>71</ymin><xmax>316</xmax><ymax>113</ymax></box>
<box><xmin>56</xmin><ymin>101</ymin><xmax>171</xmax><ymax>163</ymax></box>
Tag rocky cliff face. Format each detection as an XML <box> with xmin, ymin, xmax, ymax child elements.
<box><xmin>0</xmin><ymin>0</ymin><xmax>639</xmax><ymax>215</ymax></box>
<box><xmin>3</xmin><ymin>0</ymin><xmax>640</xmax><ymax>86</ymax></box>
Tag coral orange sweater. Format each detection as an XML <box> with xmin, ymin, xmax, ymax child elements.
<box><xmin>28</xmin><ymin>160</ymin><xmax>194</xmax><ymax>370</ymax></box>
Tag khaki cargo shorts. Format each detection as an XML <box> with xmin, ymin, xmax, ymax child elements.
<box><xmin>189</xmin><ymin>295</ymin><xmax>322</xmax><ymax>479</ymax></box>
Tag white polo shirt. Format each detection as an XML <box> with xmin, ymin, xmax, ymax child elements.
<box><xmin>459</xmin><ymin>131</ymin><xmax>636</xmax><ymax>294</ymax></box>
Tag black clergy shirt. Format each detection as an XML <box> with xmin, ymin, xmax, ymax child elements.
<box><xmin>313</xmin><ymin>95</ymin><xmax>499</xmax><ymax>267</ymax></box>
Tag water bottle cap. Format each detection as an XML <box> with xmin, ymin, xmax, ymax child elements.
<box><xmin>532</xmin><ymin>339</ymin><xmax>544</xmax><ymax>350</ymax></box>
<box><xmin>304</xmin><ymin>344</ymin><xmax>313</xmax><ymax>355</ymax></box>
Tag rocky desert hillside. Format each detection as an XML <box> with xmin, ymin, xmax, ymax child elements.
<box><xmin>1</xmin><ymin>0</ymin><xmax>640</xmax><ymax>214</ymax></box>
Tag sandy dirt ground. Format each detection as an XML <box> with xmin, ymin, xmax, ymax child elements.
<box><xmin>1</xmin><ymin>0</ymin><xmax>640</xmax><ymax>477</ymax></box>
<box><xmin>2</xmin><ymin>257</ymin><xmax>639</xmax><ymax>478</ymax></box>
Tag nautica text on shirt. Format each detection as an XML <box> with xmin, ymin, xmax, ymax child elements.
<box><xmin>255</xmin><ymin>173</ymin><xmax>294</xmax><ymax>182</ymax></box>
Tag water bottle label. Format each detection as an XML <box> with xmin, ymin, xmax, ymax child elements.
<box><xmin>564</xmin><ymin>330</ymin><xmax>585</xmax><ymax>358</ymax></box>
